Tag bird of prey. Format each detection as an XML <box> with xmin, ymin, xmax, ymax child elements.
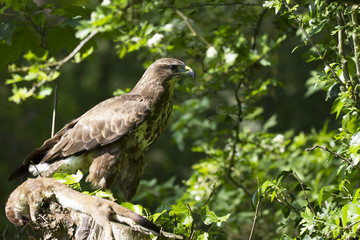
<box><xmin>9</xmin><ymin>58</ymin><xmax>195</xmax><ymax>201</ymax></box>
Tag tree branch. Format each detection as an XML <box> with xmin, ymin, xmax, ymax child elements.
<box><xmin>226</xmin><ymin>79</ymin><xmax>252</xmax><ymax>197</ymax></box>
<box><xmin>173</xmin><ymin>8</ymin><xmax>210</xmax><ymax>48</ymax></box>
<box><xmin>9</xmin><ymin>30</ymin><xmax>98</xmax><ymax>135</ymax></box>
<box><xmin>334</xmin><ymin>219</ymin><xmax>360</xmax><ymax>240</ymax></box>
<box><xmin>248</xmin><ymin>178</ymin><xmax>261</xmax><ymax>240</ymax></box>
<box><xmin>305</xmin><ymin>144</ymin><xmax>357</xmax><ymax>168</ymax></box>
<box><xmin>351</xmin><ymin>5</ymin><xmax>360</xmax><ymax>82</ymax></box>
<box><xmin>291</xmin><ymin>172</ymin><xmax>315</xmax><ymax>215</ymax></box>
<box><xmin>282</xmin><ymin>0</ymin><xmax>346</xmax><ymax>88</ymax></box>
<box><xmin>5</xmin><ymin>178</ymin><xmax>180</xmax><ymax>240</ymax></box>
<box><xmin>337</xmin><ymin>10</ymin><xmax>351</xmax><ymax>84</ymax></box>
<box><xmin>170</xmin><ymin>2</ymin><xmax>261</xmax><ymax>9</ymax></box>
<box><xmin>186</xmin><ymin>204</ymin><xmax>196</xmax><ymax>240</ymax></box>
<box><xmin>9</xmin><ymin>30</ymin><xmax>98</xmax><ymax>73</ymax></box>
<box><xmin>251</xmin><ymin>9</ymin><xmax>268</xmax><ymax>50</ymax></box>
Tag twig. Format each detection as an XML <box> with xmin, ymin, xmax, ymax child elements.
<box><xmin>337</xmin><ymin>10</ymin><xmax>351</xmax><ymax>84</ymax></box>
<box><xmin>2</xmin><ymin>225</ymin><xmax>8</xmax><ymax>240</ymax></box>
<box><xmin>9</xmin><ymin>30</ymin><xmax>98</xmax><ymax>73</ymax></box>
<box><xmin>334</xmin><ymin>219</ymin><xmax>360</xmax><ymax>240</ymax></box>
<box><xmin>186</xmin><ymin>204</ymin><xmax>196</xmax><ymax>240</ymax></box>
<box><xmin>226</xmin><ymin>79</ymin><xmax>252</xmax><ymax>197</ymax></box>
<box><xmin>170</xmin><ymin>2</ymin><xmax>261</xmax><ymax>9</ymax></box>
<box><xmin>173</xmin><ymin>8</ymin><xmax>211</xmax><ymax>47</ymax></box>
<box><xmin>23</xmin><ymin>30</ymin><xmax>97</xmax><ymax>135</ymax></box>
<box><xmin>351</xmin><ymin>5</ymin><xmax>360</xmax><ymax>82</ymax></box>
<box><xmin>282</xmin><ymin>0</ymin><xmax>346</xmax><ymax>88</ymax></box>
<box><xmin>56</xmin><ymin>30</ymin><xmax>98</xmax><ymax>68</ymax></box>
<box><xmin>249</xmin><ymin>178</ymin><xmax>261</xmax><ymax>240</ymax></box>
<box><xmin>30</xmin><ymin>160</ymin><xmax>43</xmax><ymax>177</ymax></box>
<box><xmin>305</xmin><ymin>144</ymin><xmax>355</xmax><ymax>168</ymax></box>
<box><xmin>24</xmin><ymin>13</ymin><xmax>48</xmax><ymax>50</ymax></box>
<box><xmin>291</xmin><ymin>172</ymin><xmax>315</xmax><ymax>215</ymax></box>
<box><xmin>202</xmin><ymin>180</ymin><xmax>219</xmax><ymax>207</ymax></box>
<box><xmin>252</xmin><ymin>9</ymin><xmax>268</xmax><ymax>50</ymax></box>
<box><xmin>340</xmin><ymin>11</ymin><xmax>354</xmax><ymax>53</ymax></box>
<box><xmin>51</xmin><ymin>78</ymin><xmax>59</xmax><ymax>137</ymax></box>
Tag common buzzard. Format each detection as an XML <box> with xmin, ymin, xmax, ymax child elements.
<box><xmin>9</xmin><ymin>58</ymin><xmax>195</xmax><ymax>201</ymax></box>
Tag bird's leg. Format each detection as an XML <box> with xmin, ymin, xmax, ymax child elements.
<box><xmin>86</xmin><ymin>145</ymin><xmax>121</xmax><ymax>190</ymax></box>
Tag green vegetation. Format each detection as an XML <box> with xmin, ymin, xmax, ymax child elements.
<box><xmin>1</xmin><ymin>0</ymin><xmax>360</xmax><ymax>239</ymax></box>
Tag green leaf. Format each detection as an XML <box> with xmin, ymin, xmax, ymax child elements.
<box><xmin>342</xmin><ymin>204</ymin><xmax>349</xmax><ymax>226</ymax></box>
<box><xmin>353</xmin><ymin>188</ymin><xmax>360</xmax><ymax>204</ymax></box>
<box><xmin>183</xmin><ymin>215</ymin><xmax>193</xmax><ymax>227</ymax></box>
<box><xmin>198</xmin><ymin>232</ymin><xmax>209</xmax><ymax>240</ymax></box>
<box><xmin>47</xmin><ymin>26</ymin><xmax>78</xmax><ymax>56</ymax></box>
<box><xmin>261</xmin><ymin>180</ymin><xmax>270</xmax><ymax>194</ymax></box>
<box><xmin>53</xmin><ymin>170</ymin><xmax>83</xmax><ymax>184</ymax></box>
<box><xmin>202</xmin><ymin>205</ymin><xmax>230</xmax><ymax>226</ymax></box>
<box><xmin>121</xmin><ymin>202</ymin><xmax>144</xmax><ymax>215</ymax></box>
<box><xmin>271</xmin><ymin>190</ymin><xmax>276</xmax><ymax>202</ymax></box>
<box><xmin>94</xmin><ymin>190</ymin><xmax>114</xmax><ymax>199</ymax></box>
<box><xmin>0</xmin><ymin>12</ymin><xmax>19</xmax><ymax>45</ymax></box>
<box><xmin>8</xmin><ymin>86</ymin><xmax>33</xmax><ymax>103</ymax></box>
<box><xmin>282</xmin><ymin>206</ymin><xmax>290</xmax><ymax>218</ymax></box>
<box><xmin>331</xmin><ymin>97</ymin><xmax>346</xmax><ymax>119</ymax></box>
<box><xmin>5</xmin><ymin>74</ymin><xmax>23</xmax><ymax>85</ymax></box>
<box><xmin>318</xmin><ymin>187</ymin><xmax>324</xmax><ymax>208</ymax></box>
<box><xmin>35</xmin><ymin>85</ymin><xmax>52</xmax><ymax>99</ymax></box>
<box><xmin>151</xmin><ymin>209</ymin><xmax>167</xmax><ymax>223</ymax></box>
<box><xmin>32</xmin><ymin>12</ymin><xmax>46</xmax><ymax>29</ymax></box>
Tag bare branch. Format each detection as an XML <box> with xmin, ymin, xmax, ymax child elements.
<box><xmin>226</xmin><ymin>79</ymin><xmax>252</xmax><ymax>197</ymax></box>
<box><xmin>305</xmin><ymin>144</ymin><xmax>357</xmax><ymax>168</ymax></box>
<box><xmin>202</xmin><ymin>181</ymin><xmax>219</xmax><ymax>208</ymax></box>
<box><xmin>173</xmin><ymin>8</ymin><xmax>211</xmax><ymax>47</ymax></box>
<box><xmin>51</xmin><ymin>78</ymin><xmax>59</xmax><ymax>137</ymax></box>
<box><xmin>252</xmin><ymin>9</ymin><xmax>268</xmax><ymax>50</ymax></box>
<box><xmin>248</xmin><ymin>178</ymin><xmax>261</xmax><ymax>240</ymax></box>
<box><xmin>291</xmin><ymin>172</ymin><xmax>315</xmax><ymax>215</ymax></box>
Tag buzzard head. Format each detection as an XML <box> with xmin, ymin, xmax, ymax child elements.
<box><xmin>132</xmin><ymin>58</ymin><xmax>195</xmax><ymax>94</ymax></box>
<box><xmin>151</xmin><ymin>58</ymin><xmax>195</xmax><ymax>80</ymax></box>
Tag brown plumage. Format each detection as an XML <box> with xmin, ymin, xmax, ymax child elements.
<box><xmin>9</xmin><ymin>58</ymin><xmax>195</xmax><ymax>201</ymax></box>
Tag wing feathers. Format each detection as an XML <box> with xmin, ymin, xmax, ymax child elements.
<box><xmin>41</xmin><ymin>94</ymin><xmax>152</xmax><ymax>163</ymax></box>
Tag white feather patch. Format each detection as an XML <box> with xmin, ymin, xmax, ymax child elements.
<box><xmin>29</xmin><ymin>163</ymin><xmax>50</xmax><ymax>176</ymax></box>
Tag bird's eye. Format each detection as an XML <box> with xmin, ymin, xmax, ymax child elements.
<box><xmin>169</xmin><ymin>64</ymin><xmax>178</xmax><ymax>71</ymax></box>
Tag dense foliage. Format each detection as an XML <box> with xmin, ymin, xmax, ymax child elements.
<box><xmin>2</xmin><ymin>0</ymin><xmax>360</xmax><ymax>239</ymax></box>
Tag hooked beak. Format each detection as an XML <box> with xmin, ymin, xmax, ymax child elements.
<box><xmin>185</xmin><ymin>66</ymin><xmax>195</xmax><ymax>79</ymax></box>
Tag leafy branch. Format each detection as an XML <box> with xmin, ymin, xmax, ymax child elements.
<box><xmin>291</xmin><ymin>172</ymin><xmax>315</xmax><ymax>215</ymax></box>
<box><xmin>170</xmin><ymin>2</ymin><xmax>262</xmax><ymax>9</ymax></box>
<box><xmin>334</xmin><ymin>219</ymin><xmax>360</xmax><ymax>240</ymax></box>
<box><xmin>282</xmin><ymin>0</ymin><xmax>345</xmax><ymax>88</ymax></box>
<box><xmin>305</xmin><ymin>144</ymin><xmax>356</xmax><ymax>168</ymax></box>
<box><xmin>9</xmin><ymin>30</ymin><xmax>98</xmax><ymax>74</ymax></box>
<box><xmin>351</xmin><ymin>5</ymin><xmax>360</xmax><ymax>81</ymax></box>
